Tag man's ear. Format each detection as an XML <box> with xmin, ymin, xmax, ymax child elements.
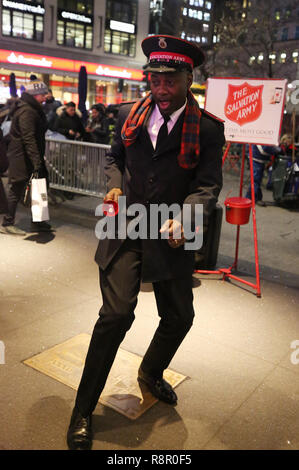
<box><xmin>187</xmin><ymin>73</ymin><xmax>193</xmax><ymax>90</ymax></box>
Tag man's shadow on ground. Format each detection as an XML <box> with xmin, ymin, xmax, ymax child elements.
<box><xmin>92</xmin><ymin>401</ymin><xmax>188</xmax><ymax>449</ymax></box>
<box><xmin>24</xmin><ymin>395</ymin><xmax>188</xmax><ymax>450</ymax></box>
<box><xmin>24</xmin><ymin>231</ymin><xmax>56</xmax><ymax>244</ymax></box>
<box><xmin>17</xmin><ymin>217</ymin><xmax>56</xmax><ymax>244</ymax></box>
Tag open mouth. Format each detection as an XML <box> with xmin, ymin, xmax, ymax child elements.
<box><xmin>158</xmin><ymin>100</ymin><xmax>171</xmax><ymax>111</ymax></box>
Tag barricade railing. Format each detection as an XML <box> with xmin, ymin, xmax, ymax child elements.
<box><xmin>45</xmin><ymin>138</ymin><xmax>110</xmax><ymax>198</ymax></box>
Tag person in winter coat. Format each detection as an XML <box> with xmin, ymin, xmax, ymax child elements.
<box><xmin>0</xmin><ymin>81</ymin><xmax>52</xmax><ymax>235</ymax></box>
<box><xmin>245</xmin><ymin>144</ymin><xmax>281</xmax><ymax>206</ymax></box>
<box><xmin>0</xmin><ymin>127</ymin><xmax>9</xmax><ymax>214</ymax></box>
<box><xmin>84</xmin><ymin>104</ymin><xmax>109</xmax><ymax>144</ymax></box>
<box><xmin>106</xmin><ymin>105</ymin><xmax>118</xmax><ymax>145</ymax></box>
<box><xmin>53</xmin><ymin>102</ymin><xmax>85</xmax><ymax>140</ymax></box>
<box><xmin>43</xmin><ymin>89</ymin><xmax>62</xmax><ymax>131</ymax></box>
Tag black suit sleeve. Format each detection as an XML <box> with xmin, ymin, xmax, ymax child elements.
<box><xmin>183</xmin><ymin>115</ymin><xmax>225</xmax><ymax>229</ymax></box>
<box><xmin>104</xmin><ymin>105</ymin><xmax>131</xmax><ymax>191</ymax></box>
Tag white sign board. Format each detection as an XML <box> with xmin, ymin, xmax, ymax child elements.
<box><xmin>205</xmin><ymin>78</ymin><xmax>287</xmax><ymax>145</ymax></box>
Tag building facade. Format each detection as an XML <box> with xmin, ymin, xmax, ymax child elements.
<box><xmin>0</xmin><ymin>0</ymin><xmax>150</xmax><ymax>105</ymax></box>
<box><xmin>211</xmin><ymin>0</ymin><xmax>299</xmax><ymax>82</ymax></box>
<box><xmin>149</xmin><ymin>0</ymin><xmax>214</xmax><ymax>46</ymax></box>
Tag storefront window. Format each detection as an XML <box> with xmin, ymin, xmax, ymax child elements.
<box><xmin>0</xmin><ymin>68</ymin><xmax>43</xmax><ymax>103</ymax></box>
<box><xmin>105</xmin><ymin>0</ymin><xmax>137</xmax><ymax>57</ymax></box>
<box><xmin>2</xmin><ymin>0</ymin><xmax>45</xmax><ymax>41</ymax></box>
<box><xmin>106</xmin><ymin>0</ymin><xmax>137</xmax><ymax>23</ymax></box>
<box><xmin>49</xmin><ymin>74</ymin><xmax>79</xmax><ymax>105</ymax></box>
<box><xmin>95</xmin><ymin>79</ymin><xmax>141</xmax><ymax>106</ymax></box>
<box><xmin>57</xmin><ymin>0</ymin><xmax>94</xmax><ymax>49</ymax></box>
<box><xmin>105</xmin><ymin>31</ymin><xmax>135</xmax><ymax>56</ymax></box>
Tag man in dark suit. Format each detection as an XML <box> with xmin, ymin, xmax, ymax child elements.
<box><xmin>67</xmin><ymin>35</ymin><xmax>225</xmax><ymax>450</ymax></box>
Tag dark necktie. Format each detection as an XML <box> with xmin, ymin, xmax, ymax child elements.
<box><xmin>156</xmin><ymin>115</ymin><xmax>170</xmax><ymax>151</ymax></box>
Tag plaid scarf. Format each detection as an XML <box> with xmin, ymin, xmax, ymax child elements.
<box><xmin>121</xmin><ymin>90</ymin><xmax>201</xmax><ymax>169</ymax></box>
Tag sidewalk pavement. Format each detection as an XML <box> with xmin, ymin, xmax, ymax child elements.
<box><xmin>0</xmin><ymin>172</ymin><xmax>299</xmax><ymax>450</ymax></box>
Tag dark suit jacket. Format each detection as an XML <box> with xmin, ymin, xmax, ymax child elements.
<box><xmin>95</xmin><ymin>102</ymin><xmax>225</xmax><ymax>282</ymax></box>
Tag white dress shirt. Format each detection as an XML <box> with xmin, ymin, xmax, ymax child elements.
<box><xmin>147</xmin><ymin>100</ymin><xmax>187</xmax><ymax>149</ymax></box>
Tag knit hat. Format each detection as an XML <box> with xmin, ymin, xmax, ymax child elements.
<box><xmin>24</xmin><ymin>80</ymin><xmax>49</xmax><ymax>96</ymax></box>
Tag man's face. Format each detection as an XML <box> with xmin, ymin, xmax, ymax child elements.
<box><xmin>34</xmin><ymin>93</ymin><xmax>47</xmax><ymax>104</ymax></box>
<box><xmin>150</xmin><ymin>71</ymin><xmax>193</xmax><ymax>116</ymax></box>
<box><xmin>66</xmin><ymin>106</ymin><xmax>76</xmax><ymax>117</ymax></box>
<box><xmin>45</xmin><ymin>92</ymin><xmax>53</xmax><ymax>101</ymax></box>
<box><xmin>91</xmin><ymin>108</ymin><xmax>99</xmax><ymax>119</ymax></box>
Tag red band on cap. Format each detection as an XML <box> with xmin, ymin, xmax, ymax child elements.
<box><xmin>149</xmin><ymin>52</ymin><xmax>194</xmax><ymax>67</ymax></box>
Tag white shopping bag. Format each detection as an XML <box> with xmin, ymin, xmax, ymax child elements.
<box><xmin>31</xmin><ymin>178</ymin><xmax>50</xmax><ymax>222</ymax></box>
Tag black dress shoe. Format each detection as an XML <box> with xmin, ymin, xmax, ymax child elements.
<box><xmin>31</xmin><ymin>221</ymin><xmax>55</xmax><ymax>232</ymax></box>
<box><xmin>137</xmin><ymin>367</ymin><xmax>177</xmax><ymax>405</ymax></box>
<box><xmin>67</xmin><ymin>407</ymin><xmax>93</xmax><ymax>450</ymax></box>
<box><xmin>256</xmin><ymin>200</ymin><xmax>267</xmax><ymax>207</ymax></box>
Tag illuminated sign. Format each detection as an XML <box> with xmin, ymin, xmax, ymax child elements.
<box><xmin>0</xmin><ymin>49</ymin><xmax>143</xmax><ymax>81</ymax></box>
<box><xmin>60</xmin><ymin>10</ymin><xmax>92</xmax><ymax>24</ymax></box>
<box><xmin>109</xmin><ymin>20</ymin><xmax>135</xmax><ymax>34</ymax></box>
<box><xmin>7</xmin><ymin>52</ymin><xmax>52</xmax><ymax>67</ymax></box>
<box><xmin>96</xmin><ymin>66</ymin><xmax>132</xmax><ymax>79</ymax></box>
<box><xmin>2</xmin><ymin>0</ymin><xmax>45</xmax><ymax>14</ymax></box>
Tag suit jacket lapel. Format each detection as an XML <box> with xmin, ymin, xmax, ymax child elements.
<box><xmin>137</xmin><ymin>106</ymin><xmax>153</xmax><ymax>153</ymax></box>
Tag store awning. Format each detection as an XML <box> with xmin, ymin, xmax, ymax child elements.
<box><xmin>0</xmin><ymin>49</ymin><xmax>144</xmax><ymax>82</ymax></box>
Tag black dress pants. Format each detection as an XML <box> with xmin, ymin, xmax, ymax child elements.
<box><xmin>0</xmin><ymin>178</ymin><xmax>8</xmax><ymax>214</ymax></box>
<box><xmin>75</xmin><ymin>239</ymin><xmax>195</xmax><ymax>417</ymax></box>
<box><xmin>2</xmin><ymin>180</ymin><xmax>27</xmax><ymax>226</ymax></box>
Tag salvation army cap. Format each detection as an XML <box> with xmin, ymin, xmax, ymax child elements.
<box><xmin>142</xmin><ymin>35</ymin><xmax>205</xmax><ymax>73</ymax></box>
<box><xmin>23</xmin><ymin>80</ymin><xmax>49</xmax><ymax>96</ymax></box>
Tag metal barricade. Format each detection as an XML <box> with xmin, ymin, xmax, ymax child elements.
<box><xmin>45</xmin><ymin>138</ymin><xmax>110</xmax><ymax>198</ymax></box>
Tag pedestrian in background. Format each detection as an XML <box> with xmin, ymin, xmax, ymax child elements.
<box><xmin>0</xmin><ymin>81</ymin><xmax>52</xmax><ymax>235</ymax></box>
<box><xmin>280</xmin><ymin>133</ymin><xmax>293</xmax><ymax>154</ymax></box>
<box><xmin>53</xmin><ymin>102</ymin><xmax>85</xmax><ymax>140</ymax></box>
<box><xmin>0</xmin><ymin>127</ymin><xmax>9</xmax><ymax>214</ymax></box>
<box><xmin>106</xmin><ymin>105</ymin><xmax>118</xmax><ymax>145</ymax></box>
<box><xmin>246</xmin><ymin>144</ymin><xmax>281</xmax><ymax>206</ymax></box>
<box><xmin>85</xmin><ymin>104</ymin><xmax>109</xmax><ymax>144</ymax></box>
<box><xmin>266</xmin><ymin>134</ymin><xmax>292</xmax><ymax>190</ymax></box>
<box><xmin>43</xmin><ymin>89</ymin><xmax>62</xmax><ymax>131</ymax></box>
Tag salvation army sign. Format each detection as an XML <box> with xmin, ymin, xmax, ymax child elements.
<box><xmin>224</xmin><ymin>82</ymin><xmax>263</xmax><ymax>126</ymax></box>
<box><xmin>205</xmin><ymin>78</ymin><xmax>287</xmax><ymax>145</ymax></box>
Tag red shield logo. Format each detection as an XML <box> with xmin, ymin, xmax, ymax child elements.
<box><xmin>224</xmin><ymin>82</ymin><xmax>264</xmax><ymax>126</ymax></box>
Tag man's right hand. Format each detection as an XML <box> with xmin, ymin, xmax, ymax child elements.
<box><xmin>33</xmin><ymin>167</ymin><xmax>41</xmax><ymax>178</ymax></box>
<box><xmin>104</xmin><ymin>188</ymin><xmax>123</xmax><ymax>203</ymax></box>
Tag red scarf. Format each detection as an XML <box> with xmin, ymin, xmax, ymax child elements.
<box><xmin>121</xmin><ymin>90</ymin><xmax>201</xmax><ymax>169</ymax></box>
